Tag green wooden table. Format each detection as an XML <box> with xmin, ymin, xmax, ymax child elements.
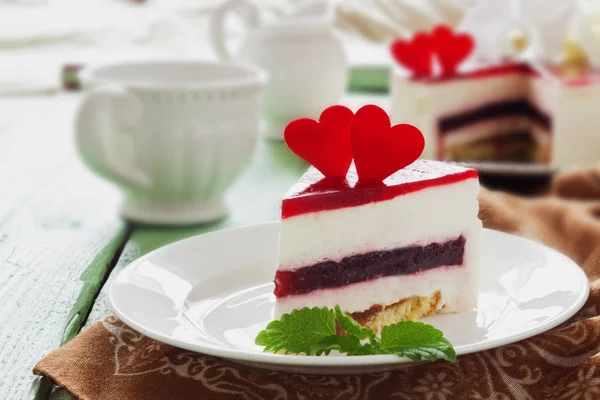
<box><xmin>0</xmin><ymin>91</ymin><xmax>386</xmax><ymax>399</ymax></box>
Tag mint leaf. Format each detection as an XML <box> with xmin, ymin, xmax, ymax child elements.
<box><xmin>346</xmin><ymin>342</ymin><xmax>383</xmax><ymax>356</ymax></box>
<box><xmin>255</xmin><ymin>307</ymin><xmax>335</xmax><ymax>354</ymax></box>
<box><xmin>312</xmin><ymin>335</ymin><xmax>364</xmax><ymax>356</ymax></box>
<box><xmin>334</xmin><ymin>305</ymin><xmax>376</xmax><ymax>342</ymax></box>
<box><xmin>380</xmin><ymin>321</ymin><xmax>456</xmax><ymax>362</ymax></box>
<box><xmin>314</xmin><ymin>335</ymin><xmax>383</xmax><ymax>356</ymax></box>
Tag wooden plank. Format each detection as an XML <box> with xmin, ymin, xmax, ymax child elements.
<box><xmin>0</xmin><ymin>98</ymin><xmax>50</xmax><ymax>137</ymax></box>
<box><xmin>0</xmin><ymin>97</ymin><xmax>75</xmax><ymax>222</ymax></box>
<box><xmin>0</xmin><ymin>95</ymin><xmax>128</xmax><ymax>399</ymax></box>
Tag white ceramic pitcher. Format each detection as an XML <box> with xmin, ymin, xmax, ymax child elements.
<box><xmin>210</xmin><ymin>0</ymin><xmax>348</xmax><ymax>140</ymax></box>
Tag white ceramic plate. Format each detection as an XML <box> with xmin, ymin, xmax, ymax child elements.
<box><xmin>109</xmin><ymin>222</ymin><xmax>589</xmax><ymax>374</ymax></box>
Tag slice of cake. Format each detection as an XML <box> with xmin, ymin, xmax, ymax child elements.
<box><xmin>389</xmin><ymin>23</ymin><xmax>600</xmax><ymax>169</ymax></box>
<box><xmin>275</xmin><ymin>113</ymin><xmax>482</xmax><ymax>332</ymax></box>
<box><xmin>390</xmin><ymin>63</ymin><xmax>553</xmax><ymax>164</ymax></box>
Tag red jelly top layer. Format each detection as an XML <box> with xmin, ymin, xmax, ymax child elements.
<box><xmin>281</xmin><ymin>160</ymin><xmax>478</xmax><ymax>219</ymax></box>
<box><xmin>396</xmin><ymin>61</ymin><xmax>600</xmax><ymax>87</ymax></box>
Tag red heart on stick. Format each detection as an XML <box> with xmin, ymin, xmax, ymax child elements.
<box><xmin>390</xmin><ymin>32</ymin><xmax>434</xmax><ymax>77</ymax></box>
<box><xmin>284</xmin><ymin>105</ymin><xmax>355</xmax><ymax>178</ymax></box>
<box><xmin>432</xmin><ymin>24</ymin><xmax>474</xmax><ymax>75</ymax></box>
<box><xmin>351</xmin><ymin>104</ymin><xmax>424</xmax><ymax>182</ymax></box>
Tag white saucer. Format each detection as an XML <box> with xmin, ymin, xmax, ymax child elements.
<box><xmin>120</xmin><ymin>198</ymin><xmax>228</xmax><ymax>226</ymax></box>
<box><xmin>109</xmin><ymin>222</ymin><xmax>589</xmax><ymax>375</ymax></box>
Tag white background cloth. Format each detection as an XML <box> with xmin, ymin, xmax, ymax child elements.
<box><xmin>3</xmin><ymin>0</ymin><xmax>600</xmax><ymax>95</ymax></box>
<box><xmin>0</xmin><ymin>0</ymin><xmax>457</xmax><ymax>94</ymax></box>
<box><xmin>0</xmin><ymin>0</ymin><xmax>285</xmax><ymax>95</ymax></box>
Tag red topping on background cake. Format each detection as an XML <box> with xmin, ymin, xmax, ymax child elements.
<box><xmin>390</xmin><ymin>32</ymin><xmax>434</xmax><ymax>77</ymax></box>
<box><xmin>284</xmin><ymin>105</ymin><xmax>354</xmax><ymax>178</ymax></box>
<box><xmin>431</xmin><ymin>25</ymin><xmax>474</xmax><ymax>76</ymax></box>
<box><xmin>351</xmin><ymin>105</ymin><xmax>425</xmax><ymax>182</ymax></box>
<box><xmin>391</xmin><ymin>24</ymin><xmax>474</xmax><ymax>78</ymax></box>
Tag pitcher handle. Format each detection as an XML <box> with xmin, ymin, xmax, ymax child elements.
<box><xmin>74</xmin><ymin>85</ymin><xmax>151</xmax><ymax>190</ymax></box>
<box><xmin>210</xmin><ymin>0</ymin><xmax>262</xmax><ymax>60</ymax></box>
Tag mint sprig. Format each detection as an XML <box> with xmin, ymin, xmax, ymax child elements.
<box><xmin>255</xmin><ymin>307</ymin><xmax>335</xmax><ymax>354</ymax></box>
<box><xmin>256</xmin><ymin>306</ymin><xmax>456</xmax><ymax>362</ymax></box>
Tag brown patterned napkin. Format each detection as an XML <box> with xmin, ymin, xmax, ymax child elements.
<box><xmin>35</xmin><ymin>166</ymin><xmax>600</xmax><ymax>400</ymax></box>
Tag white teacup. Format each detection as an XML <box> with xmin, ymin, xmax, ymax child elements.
<box><xmin>75</xmin><ymin>60</ymin><xmax>268</xmax><ymax>225</ymax></box>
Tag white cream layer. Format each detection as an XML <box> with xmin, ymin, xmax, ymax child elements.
<box><xmin>442</xmin><ymin>118</ymin><xmax>548</xmax><ymax>146</ymax></box>
<box><xmin>278</xmin><ymin>178</ymin><xmax>480</xmax><ymax>271</ymax></box>
<box><xmin>550</xmin><ymin>82</ymin><xmax>600</xmax><ymax>168</ymax></box>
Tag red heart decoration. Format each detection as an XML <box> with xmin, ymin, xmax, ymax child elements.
<box><xmin>390</xmin><ymin>32</ymin><xmax>434</xmax><ymax>77</ymax></box>
<box><xmin>284</xmin><ymin>105</ymin><xmax>355</xmax><ymax>178</ymax></box>
<box><xmin>432</xmin><ymin>24</ymin><xmax>474</xmax><ymax>75</ymax></box>
<box><xmin>351</xmin><ymin>104</ymin><xmax>424</xmax><ymax>182</ymax></box>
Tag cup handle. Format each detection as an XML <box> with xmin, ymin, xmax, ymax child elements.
<box><xmin>74</xmin><ymin>86</ymin><xmax>151</xmax><ymax>190</ymax></box>
<box><xmin>210</xmin><ymin>0</ymin><xmax>262</xmax><ymax>60</ymax></box>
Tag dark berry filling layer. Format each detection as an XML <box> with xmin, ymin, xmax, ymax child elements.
<box><xmin>274</xmin><ymin>235</ymin><xmax>465</xmax><ymax>298</ymax></box>
<box><xmin>438</xmin><ymin>99</ymin><xmax>551</xmax><ymax>134</ymax></box>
